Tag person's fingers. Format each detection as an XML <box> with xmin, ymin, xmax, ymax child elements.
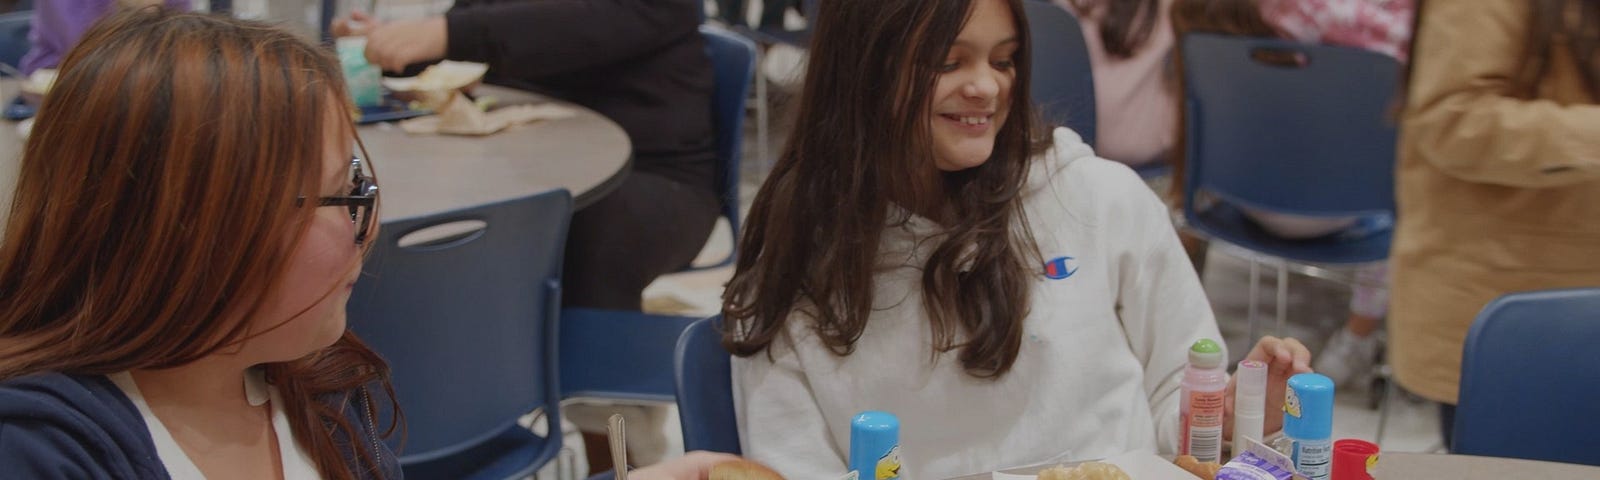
<box><xmin>335</xmin><ymin>12</ymin><xmax>382</xmax><ymax>37</ymax></box>
<box><xmin>362</xmin><ymin>44</ymin><xmax>384</xmax><ymax>70</ymax></box>
<box><xmin>364</xmin><ymin>31</ymin><xmax>400</xmax><ymax>71</ymax></box>
<box><xmin>330</xmin><ymin>18</ymin><xmax>348</xmax><ymax>37</ymax></box>
<box><xmin>1282</xmin><ymin>337</ymin><xmax>1312</xmax><ymax>373</ymax></box>
<box><xmin>1244</xmin><ymin>336</ymin><xmax>1272</xmax><ymax>361</ymax></box>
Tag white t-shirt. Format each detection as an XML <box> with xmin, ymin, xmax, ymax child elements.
<box><xmin>108</xmin><ymin>369</ymin><xmax>322</xmax><ymax>480</ymax></box>
<box><xmin>732</xmin><ymin>128</ymin><xmax>1224</xmax><ymax>479</ymax></box>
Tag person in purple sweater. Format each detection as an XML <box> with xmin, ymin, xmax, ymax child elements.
<box><xmin>19</xmin><ymin>0</ymin><xmax>188</xmax><ymax>74</ymax></box>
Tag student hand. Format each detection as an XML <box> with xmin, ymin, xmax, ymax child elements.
<box><xmin>627</xmin><ymin>451</ymin><xmax>744</xmax><ymax>480</ymax></box>
<box><xmin>331</xmin><ymin>10</ymin><xmax>381</xmax><ymax>38</ymax></box>
<box><xmin>1222</xmin><ymin>336</ymin><xmax>1312</xmax><ymax>441</ymax></box>
<box><xmin>364</xmin><ymin>16</ymin><xmax>448</xmax><ymax>73</ymax></box>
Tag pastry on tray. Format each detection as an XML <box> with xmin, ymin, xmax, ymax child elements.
<box><xmin>1173</xmin><ymin>455</ymin><xmax>1223</xmax><ymax>480</ymax></box>
<box><xmin>1037</xmin><ymin>461</ymin><xmax>1132</xmax><ymax>480</ymax></box>
<box><xmin>709</xmin><ymin>459</ymin><xmax>785</xmax><ymax>480</ymax></box>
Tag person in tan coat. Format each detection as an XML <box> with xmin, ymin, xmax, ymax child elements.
<box><xmin>1390</xmin><ymin>0</ymin><xmax>1600</xmax><ymax>447</ymax></box>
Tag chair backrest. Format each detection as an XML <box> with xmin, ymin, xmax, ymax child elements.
<box><xmin>559</xmin><ymin>308</ymin><xmax>698</xmax><ymax>403</ymax></box>
<box><xmin>675</xmin><ymin>315</ymin><xmax>742</xmax><ymax>455</ymax></box>
<box><xmin>346</xmin><ymin>189</ymin><xmax>571</xmax><ymax>465</ymax></box>
<box><xmin>1022</xmin><ymin>0</ymin><xmax>1096</xmax><ymax>148</ymax></box>
<box><xmin>1454</xmin><ymin>287</ymin><xmax>1600</xmax><ymax>466</ymax></box>
<box><xmin>689</xmin><ymin>25</ymin><xmax>756</xmax><ymax>271</ymax></box>
<box><xmin>1180</xmin><ymin>33</ymin><xmax>1399</xmax><ymax>217</ymax></box>
<box><xmin>0</xmin><ymin>11</ymin><xmax>30</xmax><ymax>74</ymax></box>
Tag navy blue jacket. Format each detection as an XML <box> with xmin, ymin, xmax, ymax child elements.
<box><xmin>0</xmin><ymin>373</ymin><xmax>400</xmax><ymax>479</ymax></box>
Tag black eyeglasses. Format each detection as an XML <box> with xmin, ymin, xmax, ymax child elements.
<box><xmin>300</xmin><ymin>156</ymin><xmax>379</xmax><ymax>245</ymax></box>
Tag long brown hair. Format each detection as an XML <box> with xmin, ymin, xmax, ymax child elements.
<box><xmin>0</xmin><ymin>9</ymin><xmax>397</xmax><ymax>479</ymax></box>
<box><xmin>1071</xmin><ymin>0</ymin><xmax>1164</xmax><ymax>58</ymax></box>
<box><xmin>1514</xmin><ymin>0</ymin><xmax>1600</xmax><ymax>97</ymax></box>
<box><xmin>723</xmin><ymin>0</ymin><xmax>1049</xmax><ymax>379</ymax></box>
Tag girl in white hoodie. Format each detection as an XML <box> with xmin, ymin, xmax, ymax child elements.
<box><xmin>722</xmin><ymin>0</ymin><xmax>1314</xmax><ymax>477</ymax></box>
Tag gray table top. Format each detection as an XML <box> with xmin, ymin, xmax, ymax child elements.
<box><xmin>0</xmin><ymin>82</ymin><xmax>631</xmax><ymax>223</ymax></box>
<box><xmin>944</xmin><ymin>452</ymin><xmax>1600</xmax><ymax>479</ymax></box>
<box><xmin>1372</xmin><ymin>452</ymin><xmax>1600</xmax><ymax>479</ymax></box>
<box><xmin>357</xmin><ymin>84</ymin><xmax>631</xmax><ymax>220</ymax></box>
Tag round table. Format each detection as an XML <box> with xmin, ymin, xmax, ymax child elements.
<box><xmin>945</xmin><ymin>452</ymin><xmax>1600</xmax><ymax>479</ymax></box>
<box><xmin>0</xmin><ymin>82</ymin><xmax>631</xmax><ymax>223</ymax></box>
<box><xmin>1373</xmin><ymin>452</ymin><xmax>1600</xmax><ymax>479</ymax></box>
<box><xmin>359</xmin><ymin>84</ymin><xmax>631</xmax><ymax>221</ymax></box>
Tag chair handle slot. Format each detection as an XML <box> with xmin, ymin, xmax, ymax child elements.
<box><xmin>396</xmin><ymin>219</ymin><xmax>489</xmax><ymax>250</ymax></box>
<box><xmin>1249</xmin><ymin>47</ymin><xmax>1310</xmax><ymax>68</ymax></box>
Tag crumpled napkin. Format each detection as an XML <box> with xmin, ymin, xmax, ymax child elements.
<box><xmin>397</xmin><ymin>93</ymin><xmax>578</xmax><ymax>136</ymax></box>
<box><xmin>383</xmin><ymin>61</ymin><xmax>577</xmax><ymax>136</ymax></box>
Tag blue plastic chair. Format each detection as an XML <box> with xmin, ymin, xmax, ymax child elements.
<box><xmin>685</xmin><ymin>25</ymin><xmax>756</xmax><ymax>271</ymax></box>
<box><xmin>1022</xmin><ymin>0</ymin><xmax>1096</xmax><ymax>150</ymax></box>
<box><xmin>675</xmin><ymin>316</ymin><xmax>742</xmax><ymax>454</ymax></box>
<box><xmin>559</xmin><ymin>309</ymin><xmax>698</xmax><ymax>402</ymax></box>
<box><xmin>1179</xmin><ymin>33</ymin><xmax>1399</xmax><ymax>341</ymax></box>
<box><xmin>345</xmin><ymin>189</ymin><xmax>572</xmax><ymax>480</ymax></box>
<box><xmin>1180</xmin><ymin>33</ymin><xmax>1399</xmax><ymax>264</ymax></box>
<box><xmin>1453</xmin><ymin>288</ymin><xmax>1600</xmax><ymax>466</ymax></box>
<box><xmin>556</xmin><ymin>27</ymin><xmax>753</xmax><ymax>404</ymax></box>
<box><xmin>0</xmin><ymin>11</ymin><xmax>30</xmax><ymax>74</ymax></box>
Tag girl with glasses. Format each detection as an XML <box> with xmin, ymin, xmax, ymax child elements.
<box><xmin>0</xmin><ymin>8</ymin><xmax>397</xmax><ymax>480</ymax></box>
<box><xmin>0</xmin><ymin>9</ymin><xmax>760</xmax><ymax>480</ymax></box>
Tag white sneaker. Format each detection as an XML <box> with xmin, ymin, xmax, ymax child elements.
<box><xmin>1315</xmin><ymin>328</ymin><xmax>1381</xmax><ymax>387</ymax></box>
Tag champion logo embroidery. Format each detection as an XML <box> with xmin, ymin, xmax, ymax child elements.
<box><xmin>1043</xmin><ymin>256</ymin><xmax>1077</xmax><ymax>280</ymax></box>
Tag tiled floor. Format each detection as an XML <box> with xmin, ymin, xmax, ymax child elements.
<box><xmin>635</xmin><ymin>79</ymin><xmax>1448</xmax><ymax>467</ymax></box>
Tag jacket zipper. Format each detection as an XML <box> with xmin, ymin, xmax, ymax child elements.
<box><xmin>361</xmin><ymin>386</ymin><xmax>384</xmax><ymax>475</ymax></box>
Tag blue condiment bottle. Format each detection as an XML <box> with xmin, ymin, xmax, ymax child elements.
<box><xmin>849</xmin><ymin>411</ymin><xmax>901</xmax><ymax>480</ymax></box>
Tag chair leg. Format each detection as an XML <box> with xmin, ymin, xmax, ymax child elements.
<box><xmin>755</xmin><ymin>55</ymin><xmax>771</xmax><ymax>171</ymax></box>
<box><xmin>1375</xmin><ymin>363</ymin><xmax>1395</xmax><ymax>445</ymax></box>
<box><xmin>1248</xmin><ymin>256</ymin><xmax>1261</xmax><ymax>343</ymax></box>
<box><xmin>1275</xmin><ymin>261</ymin><xmax>1288</xmax><ymax>336</ymax></box>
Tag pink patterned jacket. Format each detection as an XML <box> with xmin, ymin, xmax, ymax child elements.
<box><xmin>1258</xmin><ymin>0</ymin><xmax>1414</xmax><ymax>62</ymax></box>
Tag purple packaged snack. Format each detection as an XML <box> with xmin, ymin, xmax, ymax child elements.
<box><xmin>1217</xmin><ymin>437</ymin><xmax>1307</xmax><ymax>480</ymax></box>
<box><xmin>1216</xmin><ymin>451</ymin><xmax>1296</xmax><ymax>480</ymax></box>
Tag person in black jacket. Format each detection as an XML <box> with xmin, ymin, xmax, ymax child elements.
<box><xmin>338</xmin><ymin>0</ymin><xmax>721</xmax><ymax>311</ymax></box>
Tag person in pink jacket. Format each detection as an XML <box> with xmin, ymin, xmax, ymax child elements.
<box><xmin>1056</xmin><ymin>0</ymin><xmax>1179</xmax><ymax>169</ymax></box>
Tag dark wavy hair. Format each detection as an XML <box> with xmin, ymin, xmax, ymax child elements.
<box><xmin>1071</xmin><ymin>0</ymin><xmax>1164</xmax><ymax>58</ymax></box>
<box><xmin>0</xmin><ymin>10</ymin><xmax>398</xmax><ymax>479</ymax></box>
<box><xmin>1515</xmin><ymin>0</ymin><xmax>1600</xmax><ymax>98</ymax></box>
<box><xmin>723</xmin><ymin>0</ymin><xmax>1051</xmax><ymax>378</ymax></box>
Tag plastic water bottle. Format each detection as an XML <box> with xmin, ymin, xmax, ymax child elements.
<box><xmin>336</xmin><ymin>37</ymin><xmax>382</xmax><ymax>107</ymax></box>
<box><xmin>1285</xmin><ymin>373</ymin><xmax>1336</xmax><ymax>480</ymax></box>
<box><xmin>1181</xmin><ymin>339</ymin><xmax>1228</xmax><ymax>463</ymax></box>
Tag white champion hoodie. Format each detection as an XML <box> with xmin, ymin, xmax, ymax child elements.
<box><xmin>733</xmin><ymin>128</ymin><xmax>1224</xmax><ymax>479</ymax></box>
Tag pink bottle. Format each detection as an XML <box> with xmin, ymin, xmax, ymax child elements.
<box><xmin>1181</xmin><ymin>338</ymin><xmax>1229</xmax><ymax>463</ymax></box>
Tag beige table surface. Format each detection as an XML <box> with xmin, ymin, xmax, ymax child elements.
<box><xmin>0</xmin><ymin>82</ymin><xmax>631</xmax><ymax>223</ymax></box>
<box><xmin>946</xmin><ymin>452</ymin><xmax>1600</xmax><ymax>479</ymax></box>
<box><xmin>1371</xmin><ymin>452</ymin><xmax>1600</xmax><ymax>479</ymax></box>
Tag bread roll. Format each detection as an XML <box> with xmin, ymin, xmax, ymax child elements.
<box><xmin>1174</xmin><ymin>455</ymin><xmax>1223</xmax><ymax>480</ymax></box>
<box><xmin>1036</xmin><ymin>462</ymin><xmax>1132</xmax><ymax>480</ymax></box>
<box><xmin>709</xmin><ymin>459</ymin><xmax>785</xmax><ymax>480</ymax></box>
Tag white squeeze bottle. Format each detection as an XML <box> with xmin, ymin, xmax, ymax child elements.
<box><xmin>1180</xmin><ymin>339</ymin><xmax>1228</xmax><ymax>463</ymax></box>
<box><xmin>1233</xmin><ymin>359</ymin><xmax>1269</xmax><ymax>455</ymax></box>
